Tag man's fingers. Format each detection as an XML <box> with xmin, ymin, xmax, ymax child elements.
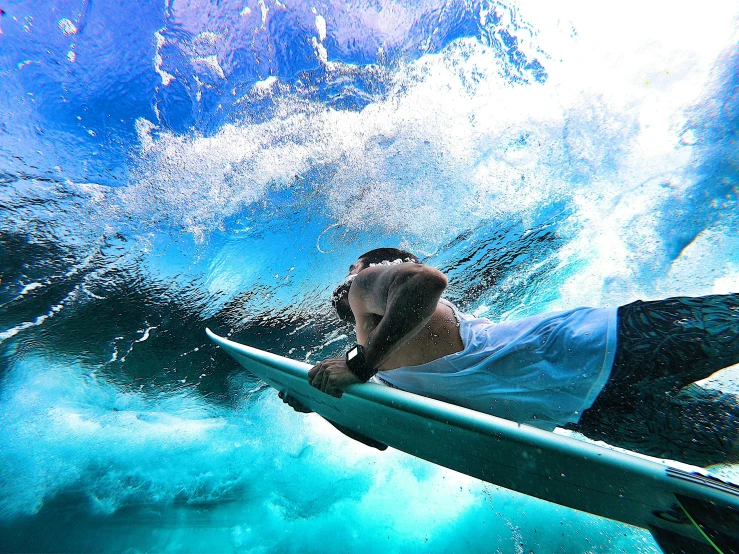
<box><xmin>320</xmin><ymin>369</ymin><xmax>330</xmax><ymax>392</ymax></box>
<box><xmin>278</xmin><ymin>391</ymin><xmax>313</xmax><ymax>413</ymax></box>
<box><xmin>307</xmin><ymin>359</ymin><xmax>352</xmax><ymax>397</ymax></box>
<box><xmin>328</xmin><ymin>384</ymin><xmax>343</xmax><ymax>399</ymax></box>
<box><xmin>323</xmin><ymin>372</ymin><xmax>345</xmax><ymax>398</ymax></box>
<box><xmin>309</xmin><ymin>363</ymin><xmax>323</xmax><ymax>387</ymax></box>
<box><xmin>308</xmin><ymin>363</ymin><xmax>321</xmax><ymax>383</ymax></box>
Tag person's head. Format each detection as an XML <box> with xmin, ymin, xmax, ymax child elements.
<box><xmin>331</xmin><ymin>279</ymin><xmax>355</xmax><ymax>324</ymax></box>
<box><xmin>350</xmin><ymin>248</ymin><xmax>420</xmax><ymax>275</ymax></box>
<box><xmin>331</xmin><ymin>247</ymin><xmax>419</xmax><ymax>323</ymax></box>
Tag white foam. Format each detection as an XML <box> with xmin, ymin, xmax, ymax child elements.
<box><xmin>24</xmin><ymin>0</ymin><xmax>738</xmax><ymax>325</ymax></box>
<box><xmin>154</xmin><ymin>29</ymin><xmax>175</xmax><ymax>86</ymax></box>
<box><xmin>315</xmin><ymin>14</ymin><xmax>327</xmax><ymax>42</ymax></box>
<box><xmin>192</xmin><ymin>54</ymin><xmax>225</xmax><ymax>79</ymax></box>
<box><xmin>0</xmin><ymin>287</ymin><xmax>79</xmax><ymax>343</ymax></box>
<box><xmin>134</xmin><ymin>325</ymin><xmax>157</xmax><ymax>343</ymax></box>
<box><xmin>714</xmin><ymin>270</ymin><xmax>739</xmax><ymax>294</ymax></box>
<box><xmin>251</xmin><ymin>75</ymin><xmax>278</xmax><ymax>94</ymax></box>
<box><xmin>258</xmin><ymin>0</ymin><xmax>268</xmax><ymax>26</ymax></box>
<box><xmin>19</xmin><ymin>282</ymin><xmax>43</xmax><ymax>295</ymax></box>
<box><xmin>57</xmin><ymin>18</ymin><xmax>77</xmax><ymax>36</ymax></box>
<box><xmin>119</xmin><ymin>0</ymin><xmax>737</xmax><ymax>263</ymax></box>
<box><xmin>0</xmin><ymin>357</ymin><xmax>648</xmax><ymax>551</ymax></box>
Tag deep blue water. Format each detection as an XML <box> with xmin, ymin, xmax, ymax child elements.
<box><xmin>1</xmin><ymin>1</ymin><xmax>738</xmax><ymax>552</ymax></box>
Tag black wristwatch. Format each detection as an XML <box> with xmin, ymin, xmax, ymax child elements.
<box><xmin>345</xmin><ymin>344</ymin><xmax>375</xmax><ymax>382</ymax></box>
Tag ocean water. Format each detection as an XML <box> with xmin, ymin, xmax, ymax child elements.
<box><xmin>1</xmin><ymin>0</ymin><xmax>738</xmax><ymax>552</ymax></box>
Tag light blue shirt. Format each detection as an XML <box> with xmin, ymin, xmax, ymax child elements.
<box><xmin>374</xmin><ymin>301</ymin><xmax>618</xmax><ymax>431</ymax></box>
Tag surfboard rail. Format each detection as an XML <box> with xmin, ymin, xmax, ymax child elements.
<box><xmin>207</xmin><ymin>328</ymin><xmax>739</xmax><ymax>553</ymax></box>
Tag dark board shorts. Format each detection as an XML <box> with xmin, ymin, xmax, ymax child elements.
<box><xmin>570</xmin><ymin>293</ymin><xmax>739</xmax><ymax>466</ymax></box>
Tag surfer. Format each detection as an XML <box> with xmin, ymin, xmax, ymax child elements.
<box><xmin>282</xmin><ymin>248</ymin><xmax>739</xmax><ymax>466</ymax></box>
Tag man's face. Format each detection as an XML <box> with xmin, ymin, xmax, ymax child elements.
<box><xmin>348</xmin><ymin>259</ymin><xmax>366</xmax><ymax>276</ymax></box>
<box><xmin>331</xmin><ymin>258</ymin><xmax>366</xmax><ymax>324</ymax></box>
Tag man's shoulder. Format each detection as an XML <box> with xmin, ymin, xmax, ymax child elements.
<box><xmin>350</xmin><ymin>261</ymin><xmax>418</xmax><ymax>291</ymax></box>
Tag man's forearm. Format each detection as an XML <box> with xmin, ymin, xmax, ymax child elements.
<box><xmin>363</xmin><ymin>270</ymin><xmax>447</xmax><ymax>370</ymax></box>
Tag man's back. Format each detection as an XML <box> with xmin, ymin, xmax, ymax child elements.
<box><xmin>375</xmin><ymin>305</ymin><xmax>618</xmax><ymax>430</ymax></box>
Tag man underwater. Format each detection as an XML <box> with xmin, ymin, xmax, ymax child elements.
<box><xmin>282</xmin><ymin>247</ymin><xmax>739</xmax><ymax>466</ymax></box>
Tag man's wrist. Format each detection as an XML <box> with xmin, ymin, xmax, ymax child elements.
<box><xmin>345</xmin><ymin>344</ymin><xmax>377</xmax><ymax>382</ymax></box>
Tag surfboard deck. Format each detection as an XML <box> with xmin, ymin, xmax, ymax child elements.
<box><xmin>207</xmin><ymin>328</ymin><xmax>739</xmax><ymax>553</ymax></box>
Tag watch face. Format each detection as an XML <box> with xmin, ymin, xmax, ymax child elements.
<box><xmin>347</xmin><ymin>347</ymin><xmax>358</xmax><ymax>361</ymax></box>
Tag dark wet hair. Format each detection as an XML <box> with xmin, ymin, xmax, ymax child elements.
<box><xmin>331</xmin><ymin>248</ymin><xmax>419</xmax><ymax>323</ymax></box>
<box><xmin>331</xmin><ymin>280</ymin><xmax>355</xmax><ymax>324</ymax></box>
<box><xmin>357</xmin><ymin>248</ymin><xmax>419</xmax><ymax>266</ymax></box>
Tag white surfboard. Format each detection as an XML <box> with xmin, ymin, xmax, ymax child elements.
<box><xmin>207</xmin><ymin>328</ymin><xmax>739</xmax><ymax>553</ymax></box>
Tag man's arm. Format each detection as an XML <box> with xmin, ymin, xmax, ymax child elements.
<box><xmin>278</xmin><ymin>390</ymin><xmax>387</xmax><ymax>450</ymax></box>
<box><xmin>308</xmin><ymin>263</ymin><xmax>448</xmax><ymax>397</ymax></box>
<box><xmin>351</xmin><ymin>263</ymin><xmax>448</xmax><ymax>370</ymax></box>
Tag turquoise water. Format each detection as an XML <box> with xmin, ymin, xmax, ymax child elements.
<box><xmin>1</xmin><ymin>1</ymin><xmax>738</xmax><ymax>551</ymax></box>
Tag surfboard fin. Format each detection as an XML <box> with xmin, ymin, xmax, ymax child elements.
<box><xmin>650</xmin><ymin>526</ymin><xmax>721</xmax><ymax>554</ymax></box>
<box><xmin>650</xmin><ymin>494</ymin><xmax>739</xmax><ymax>554</ymax></box>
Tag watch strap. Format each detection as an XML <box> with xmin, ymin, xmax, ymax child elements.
<box><xmin>345</xmin><ymin>344</ymin><xmax>376</xmax><ymax>382</ymax></box>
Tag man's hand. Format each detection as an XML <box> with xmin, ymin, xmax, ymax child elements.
<box><xmin>278</xmin><ymin>390</ymin><xmax>313</xmax><ymax>413</ymax></box>
<box><xmin>308</xmin><ymin>357</ymin><xmax>362</xmax><ymax>398</ymax></box>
